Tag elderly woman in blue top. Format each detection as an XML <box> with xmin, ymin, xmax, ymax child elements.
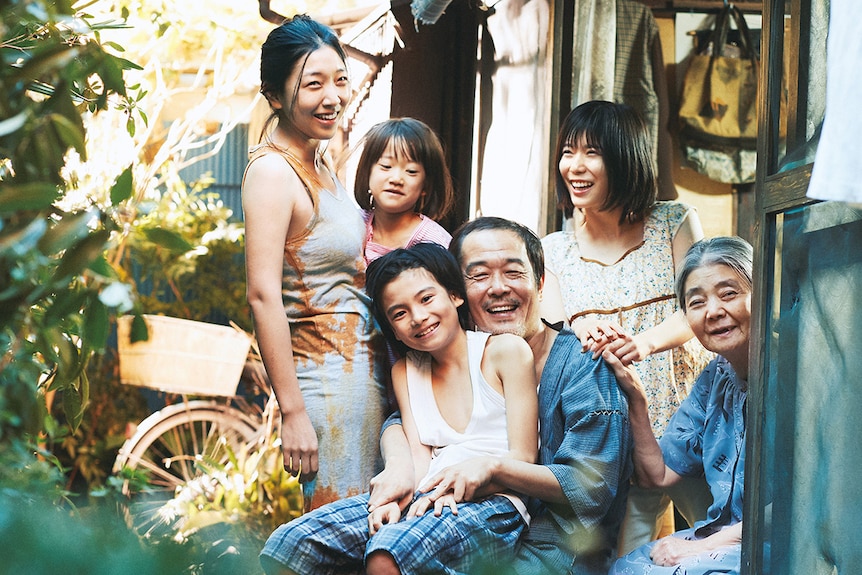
<box><xmin>604</xmin><ymin>236</ymin><xmax>752</xmax><ymax>575</ymax></box>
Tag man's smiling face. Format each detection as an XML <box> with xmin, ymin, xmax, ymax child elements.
<box><xmin>459</xmin><ymin>229</ymin><xmax>543</xmax><ymax>340</ymax></box>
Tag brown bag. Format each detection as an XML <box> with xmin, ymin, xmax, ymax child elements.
<box><xmin>679</xmin><ymin>5</ymin><xmax>759</xmax><ymax>149</ymax></box>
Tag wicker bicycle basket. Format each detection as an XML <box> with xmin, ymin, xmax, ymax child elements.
<box><xmin>117</xmin><ymin>315</ymin><xmax>252</xmax><ymax>397</ymax></box>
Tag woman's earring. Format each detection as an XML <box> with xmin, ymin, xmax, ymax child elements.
<box><xmin>368</xmin><ymin>190</ymin><xmax>373</xmax><ymax>208</ymax></box>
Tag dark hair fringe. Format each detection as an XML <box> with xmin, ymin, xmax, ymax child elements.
<box><xmin>553</xmin><ymin>100</ymin><xmax>657</xmax><ymax>224</ymax></box>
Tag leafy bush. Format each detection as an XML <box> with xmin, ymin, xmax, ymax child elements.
<box><xmin>0</xmin><ymin>2</ymin><xmax>287</xmax><ymax>573</ymax></box>
<box><xmin>55</xmin><ymin>348</ymin><xmax>150</xmax><ymax>494</ymax></box>
<box><xmin>153</xmin><ymin>431</ymin><xmax>303</xmax><ymax>542</ymax></box>
<box><xmin>55</xmin><ymin>177</ymin><xmax>251</xmax><ymax>495</ymax></box>
<box><xmin>119</xmin><ymin>174</ymin><xmax>250</xmax><ymax>331</ymax></box>
<box><xmin>0</xmin><ymin>491</ymin><xmax>193</xmax><ymax>575</ymax></box>
<box><xmin>1</xmin><ymin>0</ymin><xmax>141</xmax><ymax>443</ymax></box>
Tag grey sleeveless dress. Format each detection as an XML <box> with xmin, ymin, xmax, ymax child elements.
<box><xmin>245</xmin><ymin>145</ymin><xmax>388</xmax><ymax>509</ymax></box>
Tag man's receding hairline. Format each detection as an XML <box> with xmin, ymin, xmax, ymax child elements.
<box><xmin>458</xmin><ymin>228</ymin><xmax>529</xmax><ymax>268</ymax></box>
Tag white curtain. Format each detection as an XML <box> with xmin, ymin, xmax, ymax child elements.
<box><xmin>474</xmin><ymin>0</ymin><xmax>551</xmax><ymax>234</ymax></box>
<box><xmin>807</xmin><ymin>0</ymin><xmax>862</xmax><ymax>204</ymax></box>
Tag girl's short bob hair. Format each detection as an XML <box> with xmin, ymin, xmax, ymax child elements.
<box><xmin>675</xmin><ymin>236</ymin><xmax>754</xmax><ymax>312</ymax></box>
<box><xmin>353</xmin><ymin>118</ymin><xmax>455</xmax><ymax>222</ymax></box>
<box><xmin>258</xmin><ymin>14</ymin><xmax>346</xmax><ymax>140</ymax></box>
<box><xmin>365</xmin><ymin>242</ymin><xmax>468</xmax><ymax>357</ymax></box>
<box><xmin>553</xmin><ymin>100</ymin><xmax>657</xmax><ymax>224</ymax></box>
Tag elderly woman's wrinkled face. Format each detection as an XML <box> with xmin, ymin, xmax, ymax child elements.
<box><xmin>683</xmin><ymin>263</ymin><xmax>752</xmax><ymax>373</ymax></box>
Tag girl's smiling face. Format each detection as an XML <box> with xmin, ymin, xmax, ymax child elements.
<box><xmin>368</xmin><ymin>141</ymin><xmax>427</xmax><ymax>215</ymax></box>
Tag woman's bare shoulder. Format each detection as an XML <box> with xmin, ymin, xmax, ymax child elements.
<box><xmin>244</xmin><ymin>152</ymin><xmax>305</xmax><ymax>202</ymax></box>
<box><xmin>246</xmin><ymin>151</ymin><xmax>302</xmax><ymax>182</ymax></box>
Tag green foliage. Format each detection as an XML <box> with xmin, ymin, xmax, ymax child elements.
<box><xmin>0</xmin><ymin>439</ymin><xmax>69</xmax><ymax>503</ymax></box>
<box><xmin>56</xmin><ymin>174</ymin><xmax>250</xmax><ymax>495</ymax></box>
<box><xmin>0</xmin><ymin>489</ymin><xmax>202</xmax><ymax>575</ymax></box>
<box><xmin>1</xmin><ymin>0</ymin><xmax>141</xmax><ymax>446</ymax></box>
<box><xmin>55</xmin><ymin>349</ymin><xmax>150</xmax><ymax>493</ymax></box>
<box><xmin>1</xmin><ymin>2</ymin><xmax>273</xmax><ymax>572</ymax></box>
<box><xmin>4</xmin><ymin>0</ymin><xmax>255</xmax><ymax>497</ymax></box>
<box><xmin>0</xmin><ymin>440</ymin><xmax>192</xmax><ymax>574</ymax></box>
<box><xmin>149</xmin><ymin>428</ymin><xmax>302</xmax><ymax>566</ymax></box>
<box><xmin>0</xmin><ymin>0</ymin><xmax>158</xmax><ymax>532</ymax></box>
<box><xmin>119</xmin><ymin>174</ymin><xmax>250</xmax><ymax>331</ymax></box>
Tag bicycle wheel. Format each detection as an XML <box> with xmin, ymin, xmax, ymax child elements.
<box><xmin>113</xmin><ymin>400</ymin><xmax>260</xmax><ymax>536</ymax></box>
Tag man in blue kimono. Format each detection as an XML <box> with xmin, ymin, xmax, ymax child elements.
<box><xmin>370</xmin><ymin>216</ymin><xmax>634</xmax><ymax>574</ymax></box>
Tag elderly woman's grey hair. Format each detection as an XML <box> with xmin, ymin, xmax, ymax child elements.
<box><xmin>675</xmin><ymin>236</ymin><xmax>754</xmax><ymax>311</ymax></box>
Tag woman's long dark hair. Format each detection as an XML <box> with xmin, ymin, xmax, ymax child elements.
<box><xmin>553</xmin><ymin>100</ymin><xmax>657</xmax><ymax>224</ymax></box>
<box><xmin>258</xmin><ymin>14</ymin><xmax>346</xmax><ymax>141</ymax></box>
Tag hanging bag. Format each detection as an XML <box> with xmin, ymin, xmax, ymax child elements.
<box><xmin>679</xmin><ymin>4</ymin><xmax>759</xmax><ymax>147</ymax></box>
<box><xmin>678</xmin><ymin>4</ymin><xmax>760</xmax><ymax>184</ymax></box>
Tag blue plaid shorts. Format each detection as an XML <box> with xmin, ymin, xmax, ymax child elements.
<box><xmin>260</xmin><ymin>492</ymin><xmax>526</xmax><ymax>575</ymax></box>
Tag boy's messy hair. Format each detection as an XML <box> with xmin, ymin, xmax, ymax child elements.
<box><xmin>353</xmin><ymin>118</ymin><xmax>455</xmax><ymax>221</ymax></box>
<box><xmin>365</xmin><ymin>242</ymin><xmax>468</xmax><ymax>356</ymax></box>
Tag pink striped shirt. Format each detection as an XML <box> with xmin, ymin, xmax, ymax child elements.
<box><xmin>363</xmin><ymin>211</ymin><xmax>452</xmax><ymax>264</ymax></box>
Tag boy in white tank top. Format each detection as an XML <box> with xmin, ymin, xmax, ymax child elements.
<box><xmin>260</xmin><ymin>243</ymin><xmax>538</xmax><ymax>575</ymax></box>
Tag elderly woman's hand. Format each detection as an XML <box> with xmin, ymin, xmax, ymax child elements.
<box><xmin>601</xmin><ymin>348</ymin><xmax>647</xmax><ymax>401</ymax></box>
<box><xmin>649</xmin><ymin>522</ymin><xmax>743</xmax><ymax>566</ymax></box>
<box><xmin>649</xmin><ymin>535</ymin><xmax>709</xmax><ymax>566</ymax></box>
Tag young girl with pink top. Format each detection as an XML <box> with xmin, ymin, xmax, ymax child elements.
<box><xmin>353</xmin><ymin>118</ymin><xmax>455</xmax><ymax>263</ymax></box>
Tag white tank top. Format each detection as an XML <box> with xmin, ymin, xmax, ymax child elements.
<box><xmin>406</xmin><ymin>330</ymin><xmax>529</xmax><ymax>521</ymax></box>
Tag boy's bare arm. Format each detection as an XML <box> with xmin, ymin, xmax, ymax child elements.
<box><xmin>488</xmin><ymin>333</ymin><xmax>539</xmax><ymax>464</ymax></box>
<box><xmin>390</xmin><ymin>360</ymin><xmax>432</xmax><ymax>490</ymax></box>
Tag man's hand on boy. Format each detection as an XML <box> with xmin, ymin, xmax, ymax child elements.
<box><xmin>420</xmin><ymin>456</ymin><xmax>499</xmax><ymax>503</ymax></box>
<box><xmin>407</xmin><ymin>492</ymin><xmax>459</xmax><ymax>518</ymax></box>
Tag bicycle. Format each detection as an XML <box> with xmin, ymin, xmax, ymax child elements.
<box><xmin>112</xmin><ymin>314</ymin><xmax>279</xmax><ymax>536</ymax></box>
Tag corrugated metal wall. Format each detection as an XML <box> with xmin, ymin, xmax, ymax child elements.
<box><xmin>179</xmin><ymin>123</ymin><xmax>249</xmax><ymax>222</ymax></box>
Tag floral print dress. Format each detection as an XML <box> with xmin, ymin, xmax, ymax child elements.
<box><xmin>542</xmin><ymin>201</ymin><xmax>713</xmax><ymax>439</ymax></box>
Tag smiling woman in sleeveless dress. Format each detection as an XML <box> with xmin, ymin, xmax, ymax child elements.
<box><xmin>242</xmin><ymin>15</ymin><xmax>388</xmax><ymax>509</ymax></box>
